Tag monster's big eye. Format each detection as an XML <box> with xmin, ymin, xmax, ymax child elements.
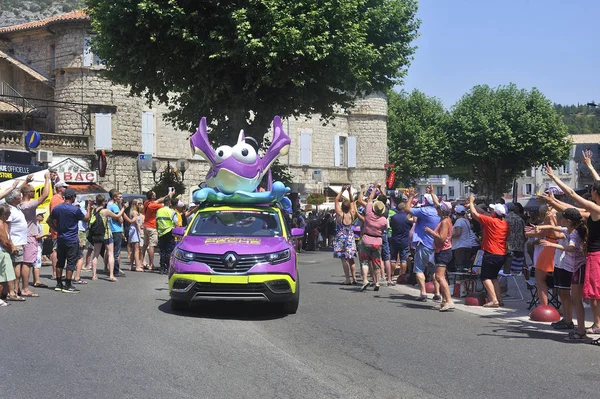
<box><xmin>214</xmin><ymin>145</ymin><xmax>232</xmax><ymax>163</ymax></box>
<box><xmin>232</xmin><ymin>143</ymin><xmax>257</xmax><ymax>164</ymax></box>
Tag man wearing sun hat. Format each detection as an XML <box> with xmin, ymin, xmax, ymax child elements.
<box><xmin>404</xmin><ymin>188</ymin><xmax>440</xmax><ymax>301</ymax></box>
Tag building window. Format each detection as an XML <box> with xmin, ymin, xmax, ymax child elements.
<box><xmin>334</xmin><ymin>135</ymin><xmax>357</xmax><ymax>167</ymax></box>
<box><xmin>141</xmin><ymin>111</ymin><xmax>155</xmax><ymax>155</ymax></box>
<box><xmin>300</xmin><ymin>131</ymin><xmax>312</xmax><ymax>165</ymax></box>
<box><xmin>448</xmin><ymin>186</ymin><xmax>455</xmax><ymax>198</ymax></box>
<box><xmin>436</xmin><ymin>187</ymin><xmax>443</xmax><ymax>197</ymax></box>
<box><xmin>524</xmin><ymin>167</ymin><xmax>534</xmax><ymax>177</ymax></box>
<box><xmin>465</xmin><ymin>186</ymin><xmax>469</xmax><ymax>195</ymax></box>
<box><xmin>523</xmin><ymin>183</ymin><xmax>533</xmax><ymax>195</ymax></box>
<box><xmin>83</xmin><ymin>36</ymin><xmax>105</xmax><ymax>67</ymax></box>
<box><xmin>95</xmin><ymin>113</ymin><xmax>112</xmax><ymax>150</ymax></box>
<box><xmin>560</xmin><ymin>161</ymin><xmax>571</xmax><ymax>175</ymax></box>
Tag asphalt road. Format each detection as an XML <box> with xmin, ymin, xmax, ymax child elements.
<box><xmin>1</xmin><ymin>251</ymin><xmax>599</xmax><ymax>399</ymax></box>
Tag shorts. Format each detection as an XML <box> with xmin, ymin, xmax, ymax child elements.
<box><xmin>572</xmin><ymin>263</ymin><xmax>586</xmax><ymax>285</ymax></box>
<box><xmin>381</xmin><ymin>234</ymin><xmax>390</xmax><ymax>262</ymax></box>
<box><xmin>435</xmin><ymin>249</ymin><xmax>452</xmax><ymax>267</ymax></box>
<box><xmin>0</xmin><ymin>252</ymin><xmax>16</xmax><ymax>282</ymax></box>
<box><xmin>480</xmin><ymin>251</ymin><xmax>505</xmax><ymax>281</ymax></box>
<box><xmin>10</xmin><ymin>245</ymin><xmax>24</xmax><ymax>264</ymax></box>
<box><xmin>391</xmin><ymin>241</ymin><xmax>410</xmax><ymax>263</ymax></box>
<box><xmin>56</xmin><ymin>242</ymin><xmax>79</xmax><ymax>271</ymax></box>
<box><xmin>104</xmin><ymin>237</ymin><xmax>114</xmax><ymax>245</ymax></box>
<box><xmin>144</xmin><ymin>227</ymin><xmax>159</xmax><ymax>247</ymax></box>
<box><xmin>413</xmin><ymin>243</ymin><xmax>434</xmax><ymax>274</ymax></box>
<box><xmin>23</xmin><ymin>236</ymin><xmax>38</xmax><ymax>264</ymax></box>
<box><xmin>359</xmin><ymin>241</ymin><xmax>382</xmax><ymax>269</ymax></box>
<box><xmin>553</xmin><ymin>267</ymin><xmax>573</xmax><ymax>290</ymax></box>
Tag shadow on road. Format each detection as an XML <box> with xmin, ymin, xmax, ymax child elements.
<box><xmin>157</xmin><ymin>301</ymin><xmax>288</xmax><ymax>321</ymax></box>
<box><xmin>475</xmin><ymin>320</ymin><xmax>573</xmax><ymax>343</ymax></box>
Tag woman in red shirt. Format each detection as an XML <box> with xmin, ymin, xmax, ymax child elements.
<box><xmin>467</xmin><ymin>196</ymin><xmax>509</xmax><ymax>308</ymax></box>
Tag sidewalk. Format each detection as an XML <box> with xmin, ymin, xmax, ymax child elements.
<box><xmin>387</xmin><ymin>273</ymin><xmax>597</xmax><ymax>336</ymax></box>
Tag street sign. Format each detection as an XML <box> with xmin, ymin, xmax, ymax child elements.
<box><xmin>25</xmin><ymin>130</ymin><xmax>41</xmax><ymax>149</ymax></box>
<box><xmin>138</xmin><ymin>154</ymin><xmax>153</xmax><ymax>171</ymax></box>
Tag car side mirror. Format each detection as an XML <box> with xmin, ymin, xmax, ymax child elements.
<box><xmin>172</xmin><ymin>227</ymin><xmax>185</xmax><ymax>237</ymax></box>
<box><xmin>291</xmin><ymin>228</ymin><xmax>304</xmax><ymax>238</ymax></box>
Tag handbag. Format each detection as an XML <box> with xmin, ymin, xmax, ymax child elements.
<box><xmin>473</xmin><ymin>249</ymin><xmax>484</xmax><ymax>267</ymax></box>
<box><xmin>42</xmin><ymin>238</ymin><xmax>53</xmax><ymax>256</ymax></box>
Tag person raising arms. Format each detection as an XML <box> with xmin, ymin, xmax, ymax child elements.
<box><xmin>466</xmin><ymin>196</ymin><xmax>509</xmax><ymax>308</ymax></box>
<box><xmin>545</xmin><ymin>163</ymin><xmax>600</xmax><ymax>344</ymax></box>
<box><xmin>333</xmin><ymin>185</ymin><xmax>357</xmax><ymax>285</ymax></box>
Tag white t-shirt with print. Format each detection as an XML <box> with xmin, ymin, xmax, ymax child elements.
<box><xmin>452</xmin><ymin>218</ymin><xmax>472</xmax><ymax>249</ymax></box>
<box><xmin>7</xmin><ymin>204</ymin><xmax>28</xmax><ymax>246</ymax></box>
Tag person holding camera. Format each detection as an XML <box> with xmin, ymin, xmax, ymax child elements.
<box><xmin>333</xmin><ymin>184</ymin><xmax>357</xmax><ymax>285</ymax></box>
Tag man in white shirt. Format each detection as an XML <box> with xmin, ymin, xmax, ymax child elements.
<box><xmin>5</xmin><ymin>188</ymin><xmax>37</xmax><ymax>297</ymax></box>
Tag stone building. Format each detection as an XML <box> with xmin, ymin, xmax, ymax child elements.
<box><xmin>0</xmin><ymin>11</ymin><xmax>386</xmax><ymax>199</ymax></box>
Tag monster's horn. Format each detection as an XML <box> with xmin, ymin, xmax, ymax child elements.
<box><xmin>237</xmin><ymin>129</ymin><xmax>245</xmax><ymax>143</ymax></box>
<box><xmin>198</xmin><ymin>117</ymin><xmax>207</xmax><ymax>134</ymax></box>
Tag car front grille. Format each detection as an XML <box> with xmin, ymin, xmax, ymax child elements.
<box><xmin>193</xmin><ymin>253</ymin><xmax>268</xmax><ymax>274</ymax></box>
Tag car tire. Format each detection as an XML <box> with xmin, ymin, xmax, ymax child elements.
<box><xmin>170</xmin><ymin>299</ymin><xmax>189</xmax><ymax>311</ymax></box>
<box><xmin>282</xmin><ymin>275</ymin><xmax>299</xmax><ymax>314</ymax></box>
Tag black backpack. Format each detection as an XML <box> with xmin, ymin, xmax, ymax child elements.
<box><xmin>87</xmin><ymin>209</ymin><xmax>105</xmax><ymax>241</ymax></box>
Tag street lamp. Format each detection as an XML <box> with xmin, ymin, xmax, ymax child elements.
<box><xmin>151</xmin><ymin>158</ymin><xmax>188</xmax><ymax>183</ymax></box>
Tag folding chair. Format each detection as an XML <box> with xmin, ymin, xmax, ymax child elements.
<box><xmin>498</xmin><ymin>270</ymin><xmax>524</xmax><ymax>302</ymax></box>
<box><xmin>525</xmin><ymin>272</ymin><xmax>562</xmax><ymax>310</ymax></box>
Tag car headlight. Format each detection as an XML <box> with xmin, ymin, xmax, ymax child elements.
<box><xmin>266</xmin><ymin>249</ymin><xmax>291</xmax><ymax>264</ymax></box>
<box><xmin>174</xmin><ymin>248</ymin><xmax>195</xmax><ymax>262</ymax></box>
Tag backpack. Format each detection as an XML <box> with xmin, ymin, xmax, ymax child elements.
<box><xmin>87</xmin><ymin>209</ymin><xmax>105</xmax><ymax>241</ymax></box>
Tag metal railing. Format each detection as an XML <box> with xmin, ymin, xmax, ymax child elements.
<box><xmin>0</xmin><ymin>81</ymin><xmax>35</xmax><ymax>110</ymax></box>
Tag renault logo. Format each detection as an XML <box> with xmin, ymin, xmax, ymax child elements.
<box><xmin>223</xmin><ymin>253</ymin><xmax>237</xmax><ymax>268</ymax></box>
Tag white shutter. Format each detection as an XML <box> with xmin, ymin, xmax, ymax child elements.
<box><xmin>95</xmin><ymin>113</ymin><xmax>112</xmax><ymax>150</ymax></box>
<box><xmin>347</xmin><ymin>136</ymin><xmax>357</xmax><ymax>168</ymax></box>
<box><xmin>83</xmin><ymin>36</ymin><xmax>92</xmax><ymax>67</ymax></box>
<box><xmin>141</xmin><ymin>111</ymin><xmax>155</xmax><ymax>155</ymax></box>
<box><xmin>300</xmin><ymin>132</ymin><xmax>312</xmax><ymax>165</ymax></box>
<box><xmin>334</xmin><ymin>136</ymin><xmax>341</xmax><ymax>167</ymax></box>
<box><xmin>522</xmin><ymin>184</ymin><xmax>526</xmax><ymax>195</ymax></box>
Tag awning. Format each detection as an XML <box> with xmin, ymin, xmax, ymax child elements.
<box><xmin>326</xmin><ymin>185</ymin><xmax>355</xmax><ymax>200</ymax></box>
<box><xmin>0</xmin><ymin>50</ymin><xmax>53</xmax><ymax>86</ymax></box>
<box><xmin>68</xmin><ymin>183</ymin><xmax>107</xmax><ymax>195</ymax></box>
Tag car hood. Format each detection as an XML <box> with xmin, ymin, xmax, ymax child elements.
<box><xmin>179</xmin><ymin>235</ymin><xmax>291</xmax><ymax>255</ymax></box>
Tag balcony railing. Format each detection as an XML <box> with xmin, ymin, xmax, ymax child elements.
<box><xmin>0</xmin><ymin>129</ymin><xmax>91</xmax><ymax>154</ymax></box>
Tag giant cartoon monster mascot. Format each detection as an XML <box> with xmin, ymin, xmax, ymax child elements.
<box><xmin>190</xmin><ymin>115</ymin><xmax>292</xmax><ymax>207</ymax></box>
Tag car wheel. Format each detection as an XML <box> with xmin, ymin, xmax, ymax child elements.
<box><xmin>170</xmin><ymin>299</ymin><xmax>189</xmax><ymax>311</ymax></box>
<box><xmin>282</xmin><ymin>276</ymin><xmax>299</xmax><ymax>314</ymax></box>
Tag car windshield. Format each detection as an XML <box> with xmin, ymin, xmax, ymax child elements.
<box><xmin>188</xmin><ymin>209</ymin><xmax>283</xmax><ymax>237</ymax></box>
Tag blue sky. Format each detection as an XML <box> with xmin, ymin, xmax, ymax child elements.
<box><xmin>400</xmin><ymin>0</ymin><xmax>599</xmax><ymax>108</ymax></box>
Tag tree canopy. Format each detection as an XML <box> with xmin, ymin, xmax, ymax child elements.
<box><xmin>86</xmin><ymin>0</ymin><xmax>420</xmax><ymax>144</ymax></box>
<box><xmin>446</xmin><ymin>84</ymin><xmax>571</xmax><ymax>199</ymax></box>
<box><xmin>554</xmin><ymin>103</ymin><xmax>600</xmax><ymax>134</ymax></box>
<box><xmin>387</xmin><ymin>89</ymin><xmax>449</xmax><ymax>186</ymax></box>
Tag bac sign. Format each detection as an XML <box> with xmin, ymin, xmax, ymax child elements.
<box><xmin>59</xmin><ymin>171</ymin><xmax>97</xmax><ymax>183</ymax></box>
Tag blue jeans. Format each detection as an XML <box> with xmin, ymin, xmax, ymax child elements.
<box><xmin>112</xmin><ymin>232</ymin><xmax>123</xmax><ymax>274</ymax></box>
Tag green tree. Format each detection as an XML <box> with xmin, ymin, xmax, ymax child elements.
<box><xmin>86</xmin><ymin>0</ymin><xmax>419</xmax><ymax>144</ymax></box>
<box><xmin>447</xmin><ymin>84</ymin><xmax>571</xmax><ymax>199</ymax></box>
<box><xmin>387</xmin><ymin>89</ymin><xmax>449</xmax><ymax>186</ymax></box>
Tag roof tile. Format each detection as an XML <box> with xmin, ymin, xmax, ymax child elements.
<box><xmin>0</xmin><ymin>10</ymin><xmax>89</xmax><ymax>35</ymax></box>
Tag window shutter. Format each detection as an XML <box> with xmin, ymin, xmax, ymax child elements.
<box><xmin>95</xmin><ymin>113</ymin><xmax>112</xmax><ymax>150</ymax></box>
<box><xmin>141</xmin><ymin>111</ymin><xmax>155</xmax><ymax>155</ymax></box>
<box><xmin>334</xmin><ymin>136</ymin><xmax>341</xmax><ymax>167</ymax></box>
<box><xmin>347</xmin><ymin>136</ymin><xmax>357</xmax><ymax>168</ymax></box>
<box><xmin>300</xmin><ymin>132</ymin><xmax>311</xmax><ymax>165</ymax></box>
<box><xmin>83</xmin><ymin>36</ymin><xmax>92</xmax><ymax>67</ymax></box>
